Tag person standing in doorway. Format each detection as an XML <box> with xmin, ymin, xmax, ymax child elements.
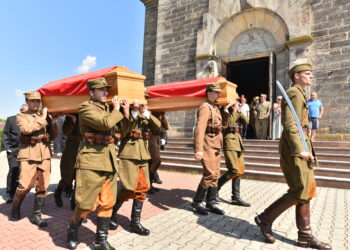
<box><xmin>308</xmin><ymin>92</ymin><xmax>323</xmax><ymax>142</ymax></box>
<box><xmin>255</xmin><ymin>94</ymin><xmax>271</xmax><ymax>139</ymax></box>
<box><xmin>239</xmin><ymin>95</ymin><xmax>250</xmax><ymax>139</ymax></box>
<box><xmin>1</xmin><ymin>104</ymin><xmax>28</xmax><ymax>203</ymax></box>
<box><xmin>272</xmin><ymin>96</ymin><xmax>283</xmax><ymax>140</ymax></box>
<box><xmin>248</xmin><ymin>96</ymin><xmax>259</xmax><ymax>139</ymax></box>
<box><xmin>254</xmin><ymin>63</ymin><xmax>331</xmax><ymax>249</ymax></box>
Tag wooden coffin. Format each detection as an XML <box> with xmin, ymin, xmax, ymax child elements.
<box><xmin>41</xmin><ymin>66</ymin><xmax>147</xmax><ymax>113</ymax></box>
<box><xmin>147</xmin><ymin>77</ymin><xmax>238</xmax><ymax>112</ymax></box>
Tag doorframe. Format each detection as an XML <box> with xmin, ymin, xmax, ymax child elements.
<box><xmin>220</xmin><ymin>51</ymin><xmax>277</xmax><ymax>140</ymax></box>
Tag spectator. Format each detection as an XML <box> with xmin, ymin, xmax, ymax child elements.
<box><xmin>1</xmin><ymin>104</ymin><xmax>28</xmax><ymax>203</ymax></box>
<box><xmin>248</xmin><ymin>96</ymin><xmax>259</xmax><ymax>139</ymax></box>
<box><xmin>272</xmin><ymin>96</ymin><xmax>283</xmax><ymax>140</ymax></box>
<box><xmin>308</xmin><ymin>92</ymin><xmax>323</xmax><ymax>141</ymax></box>
<box><xmin>239</xmin><ymin>95</ymin><xmax>250</xmax><ymax>139</ymax></box>
<box><xmin>255</xmin><ymin>94</ymin><xmax>271</xmax><ymax>139</ymax></box>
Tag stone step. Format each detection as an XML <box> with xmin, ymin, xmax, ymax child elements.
<box><xmin>165</xmin><ymin>142</ymin><xmax>350</xmax><ymax>154</ymax></box>
<box><xmin>168</xmin><ymin>138</ymin><xmax>350</xmax><ymax>148</ymax></box>
<box><xmin>159</xmin><ymin>162</ymin><xmax>350</xmax><ymax>189</ymax></box>
<box><xmin>160</xmin><ymin>156</ymin><xmax>350</xmax><ymax>179</ymax></box>
<box><xmin>161</xmin><ymin>150</ymin><xmax>350</xmax><ymax>168</ymax></box>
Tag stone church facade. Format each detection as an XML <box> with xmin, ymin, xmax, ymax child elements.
<box><xmin>140</xmin><ymin>0</ymin><xmax>350</xmax><ymax>137</ymax></box>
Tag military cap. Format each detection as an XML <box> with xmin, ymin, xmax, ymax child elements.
<box><xmin>260</xmin><ymin>93</ymin><xmax>267</xmax><ymax>98</ymax></box>
<box><xmin>87</xmin><ymin>77</ymin><xmax>111</xmax><ymax>90</ymax></box>
<box><xmin>277</xmin><ymin>95</ymin><xmax>283</xmax><ymax>100</ymax></box>
<box><xmin>206</xmin><ymin>83</ymin><xmax>221</xmax><ymax>92</ymax></box>
<box><xmin>254</xmin><ymin>96</ymin><xmax>259</xmax><ymax>100</ymax></box>
<box><xmin>24</xmin><ymin>91</ymin><xmax>41</xmax><ymax>100</ymax></box>
<box><xmin>288</xmin><ymin>63</ymin><xmax>312</xmax><ymax>80</ymax></box>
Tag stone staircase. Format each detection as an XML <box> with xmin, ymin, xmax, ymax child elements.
<box><xmin>159</xmin><ymin>137</ymin><xmax>350</xmax><ymax>189</ymax></box>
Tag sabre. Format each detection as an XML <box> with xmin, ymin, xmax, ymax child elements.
<box><xmin>276</xmin><ymin>81</ymin><xmax>309</xmax><ymax>153</ymax></box>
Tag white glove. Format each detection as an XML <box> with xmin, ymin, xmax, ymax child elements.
<box><xmin>142</xmin><ymin>110</ymin><xmax>151</xmax><ymax>119</ymax></box>
<box><xmin>160</xmin><ymin>139</ymin><xmax>166</xmax><ymax>145</ymax></box>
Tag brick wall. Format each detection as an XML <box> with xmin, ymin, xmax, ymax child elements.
<box><xmin>308</xmin><ymin>0</ymin><xmax>350</xmax><ymax>133</ymax></box>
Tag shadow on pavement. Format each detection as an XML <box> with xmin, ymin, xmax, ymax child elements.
<box><xmin>192</xmin><ymin>206</ymin><xmax>297</xmax><ymax>247</ymax></box>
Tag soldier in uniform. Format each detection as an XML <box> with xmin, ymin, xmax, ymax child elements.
<box><xmin>54</xmin><ymin>113</ymin><xmax>80</xmax><ymax>209</ymax></box>
<box><xmin>66</xmin><ymin>77</ymin><xmax>129</xmax><ymax>250</ymax></box>
<box><xmin>109</xmin><ymin>99</ymin><xmax>161</xmax><ymax>235</ymax></box>
<box><xmin>217</xmin><ymin>101</ymin><xmax>250</xmax><ymax>207</ymax></box>
<box><xmin>191</xmin><ymin>83</ymin><xmax>224</xmax><ymax>215</ymax></box>
<box><xmin>254</xmin><ymin>64</ymin><xmax>331</xmax><ymax>249</ymax></box>
<box><xmin>148</xmin><ymin>112</ymin><xmax>169</xmax><ymax>194</ymax></box>
<box><xmin>11</xmin><ymin>91</ymin><xmax>58</xmax><ymax>227</ymax></box>
<box><xmin>255</xmin><ymin>94</ymin><xmax>271</xmax><ymax>139</ymax></box>
<box><xmin>248</xmin><ymin>96</ymin><xmax>259</xmax><ymax>139</ymax></box>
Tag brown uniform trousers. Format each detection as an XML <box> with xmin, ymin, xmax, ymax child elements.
<box><xmin>194</xmin><ymin>102</ymin><xmax>223</xmax><ymax>188</ymax></box>
<box><xmin>149</xmin><ymin>115</ymin><xmax>169</xmax><ymax>174</ymax></box>
<box><xmin>16</xmin><ymin>112</ymin><xmax>57</xmax><ymax>198</ymax></box>
<box><xmin>118</xmin><ymin>113</ymin><xmax>161</xmax><ymax>202</ymax></box>
<box><xmin>74</xmin><ymin>100</ymin><xmax>122</xmax><ymax>218</ymax></box>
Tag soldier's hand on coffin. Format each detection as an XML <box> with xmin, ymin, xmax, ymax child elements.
<box><xmin>224</xmin><ymin>101</ymin><xmax>235</xmax><ymax>111</ymax></box>
<box><xmin>41</xmin><ymin>107</ymin><xmax>48</xmax><ymax>119</ymax></box>
<box><xmin>298</xmin><ymin>151</ymin><xmax>313</xmax><ymax>161</ymax></box>
<box><xmin>111</xmin><ymin>95</ymin><xmax>120</xmax><ymax>110</ymax></box>
<box><xmin>132</xmin><ymin>99</ymin><xmax>140</xmax><ymax>111</ymax></box>
<box><xmin>120</xmin><ymin>99</ymin><xmax>130</xmax><ymax>119</ymax></box>
<box><xmin>195</xmin><ymin>152</ymin><xmax>203</xmax><ymax>161</ymax></box>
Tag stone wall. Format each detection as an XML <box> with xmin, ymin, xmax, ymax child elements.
<box><xmin>308</xmin><ymin>0</ymin><xmax>350</xmax><ymax>133</ymax></box>
<box><xmin>141</xmin><ymin>0</ymin><xmax>158</xmax><ymax>87</ymax></box>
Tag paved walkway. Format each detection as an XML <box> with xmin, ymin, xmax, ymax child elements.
<box><xmin>0</xmin><ymin>156</ymin><xmax>348</xmax><ymax>250</ymax></box>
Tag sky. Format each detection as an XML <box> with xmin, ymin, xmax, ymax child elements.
<box><xmin>0</xmin><ymin>0</ymin><xmax>145</xmax><ymax>118</ymax></box>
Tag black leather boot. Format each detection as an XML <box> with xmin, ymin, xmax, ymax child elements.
<box><xmin>31</xmin><ymin>196</ymin><xmax>48</xmax><ymax>227</ymax></box>
<box><xmin>148</xmin><ymin>172</ymin><xmax>160</xmax><ymax>195</ymax></box>
<box><xmin>94</xmin><ymin>217</ymin><xmax>115</xmax><ymax>250</ymax></box>
<box><xmin>109</xmin><ymin>198</ymin><xmax>125</xmax><ymax>230</ymax></box>
<box><xmin>254</xmin><ymin>193</ymin><xmax>297</xmax><ymax>243</ymax></box>
<box><xmin>54</xmin><ymin>181</ymin><xmax>64</xmax><ymax>207</ymax></box>
<box><xmin>231</xmin><ymin>178</ymin><xmax>251</xmax><ymax>207</ymax></box>
<box><xmin>206</xmin><ymin>186</ymin><xmax>225</xmax><ymax>215</ymax></box>
<box><xmin>153</xmin><ymin>171</ymin><xmax>162</xmax><ymax>184</ymax></box>
<box><xmin>191</xmin><ymin>185</ymin><xmax>208</xmax><ymax>215</ymax></box>
<box><xmin>70</xmin><ymin>187</ymin><xmax>76</xmax><ymax>210</ymax></box>
<box><xmin>11</xmin><ymin>190</ymin><xmax>26</xmax><ymax>220</ymax></box>
<box><xmin>216</xmin><ymin>172</ymin><xmax>232</xmax><ymax>203</ymax></box>
<box><xmin>67</xmin><ymin>216</ymin><xmax>83</xmax><ymax>250</ymax></box>
<box><xmin>130</xmin><ymin>200</ymin><xmax>150</xmax><ymax>236</ymax></box>
<box><xmin>296</xmin><ymin>201</ymin><xmax>332</xmax><ymax>249</ymax></box>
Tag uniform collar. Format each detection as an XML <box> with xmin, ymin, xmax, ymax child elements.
<box><xmin>293</xmin><ymin>84</ymin><xmax>307</xmax><ymax>102</ymax></box>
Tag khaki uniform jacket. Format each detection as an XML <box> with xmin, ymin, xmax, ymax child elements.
<box><xmin>75</xmin><ymin>100</ymin><xmax>123</xmax><ymax>172</ymax></box>
<box><xmin>194</xmin><ymin>102</ymin><xmax>223</xmax><ymax>153</ymax></box>
<box><xmin>279</xmin><ymin>84</ymin><xmax>314</xmax><ymax>156</ymax></box>
<box><xmin>222</xmin><ymin>111</ymin><xmax>248</xmax><ymax>152</ymax></box>
<box><xmin>118</xmin><ymin>112</ymin><xmax>161</xmax><ymax>161</ymax></box>
<box><xmin>257</xmin><ymin>101</ymin><xmax>271</xmax><ymax>120</ymax></box>
<box><xmin>16</xmin><ymin>111</ymin><xmax>57</xmax><ymax>161</ymax></box>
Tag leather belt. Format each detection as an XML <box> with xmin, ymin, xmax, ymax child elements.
<box><xmin>83</xmin><ymin>133</ymin><xmax>117</xmax><ymax>145</ymax></box>
<box><xmin>127</xmin><ymin>129</ymin><xmax>150</xmax><ymax>140</ymax></box>
<box><xmin>205</xmin><ymin>125</ymin><xmax>222</xmax><ymax>134</ymax></box>
<box><xmin>225</xmin><ymin>127</ymin><xmax>241</xmax><ymax>133</ymax></box>
<box><xmin>19</xmin><ymin>134</ymin><xmax>50</xmax><ymax>145</ymax></box>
